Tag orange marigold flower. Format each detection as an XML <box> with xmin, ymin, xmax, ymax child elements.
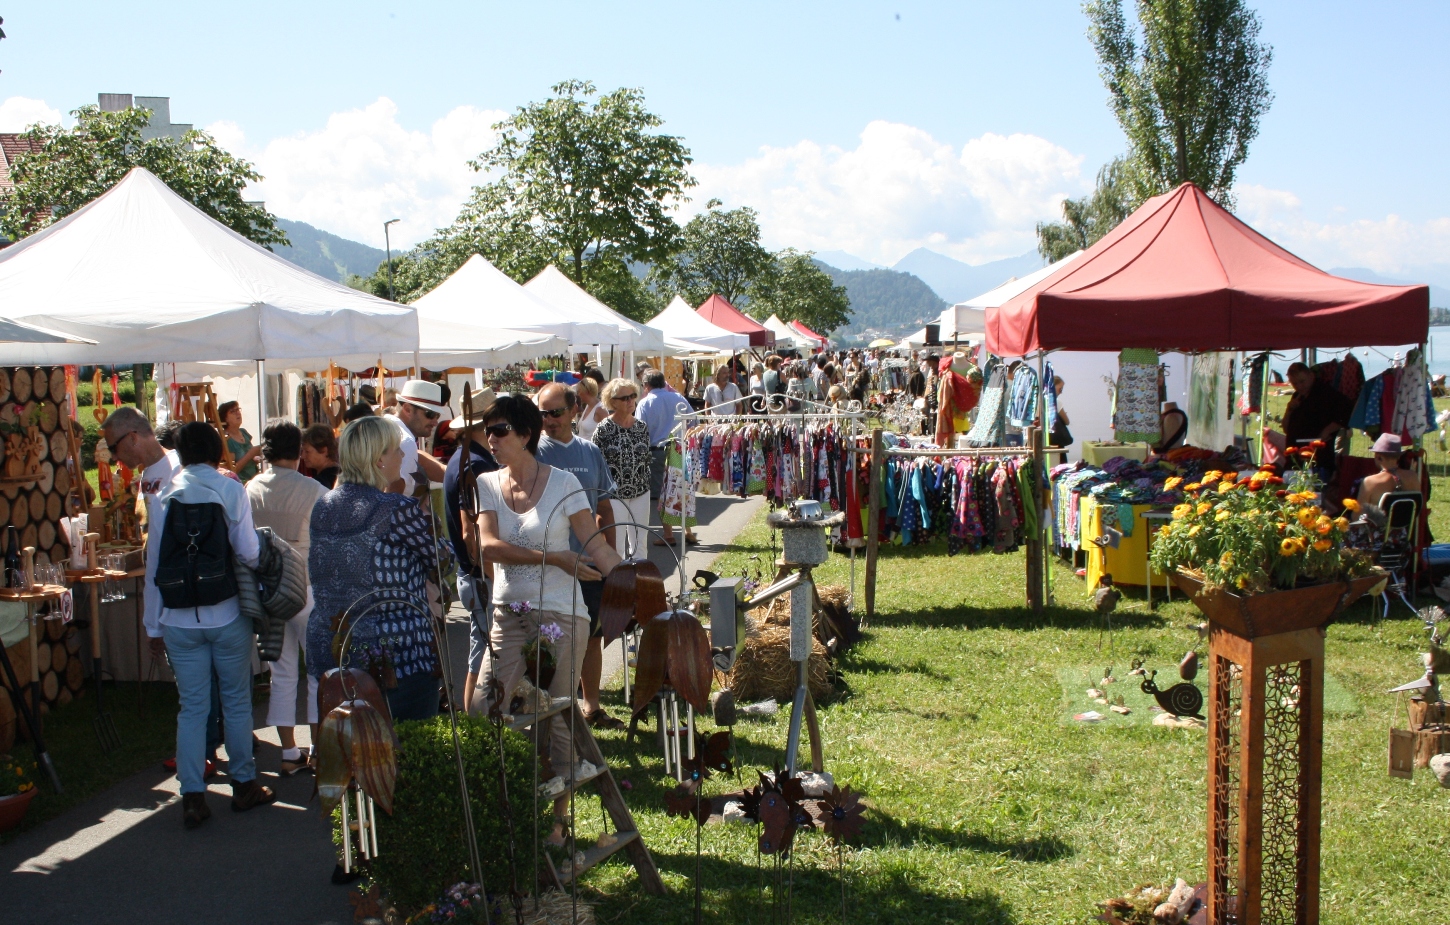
<box><xmin>1164</xmin><ymin>476</ymin><xmax>1184</xmax><ymax>490</ymax></box>
<box><xmin>1197</xmin><ymin>502</ymin><xmax>1212</xmax><ymax>515</ymax></box>
<box><xmin>1332</xmin><ymin>516</ymin><xmax>1349</xmax><ymax>531</ymax></box>
<box><xmin>1202</xmin><ymin>470</ymin><xmax>1223</xmax><ymax>483</ymax></box>
<box><xmin>1184</xmin><ymin>482</ymin><xmax>1202</xmax><ymax>492</ymax></box>
<box><xmin>1341</xmin><ymin>498</ymin><xmax>1360</xmax><ymax>513</ymax></box>
<box><xmin>1280</xmin><ymin>538</ymin><xmax>1299</xmax><ymax>556</ymax></box>
<box><xmin>1313</xmin><ymin>539</ymin><xmax>1332</xmax><ymax>552</ymax></box>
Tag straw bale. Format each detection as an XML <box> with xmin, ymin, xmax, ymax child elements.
<box><xmin>726</xmin><ymin>614</ymin><xmax>832</xmax><ymax>704</ymax></box>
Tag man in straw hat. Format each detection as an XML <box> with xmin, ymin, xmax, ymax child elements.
<box><xmin>443</xmin><ymin>388</ymin><xmax>500</xmax><ymax>711</ymax></box>
<box><xmin>391</xmin><ymin>380</ymin><xmax>449</xmax><ymax>493</ymax></box>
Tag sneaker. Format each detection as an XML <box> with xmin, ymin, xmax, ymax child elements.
<box><xmin>182</xmin><ymin>792</ymin><xmax>211</xmax><ymax>829</ymax></box>
<box><xmin>230</xmin><ymin>779</ymin><xmax>278</xmax><ymax>812</ymax></box>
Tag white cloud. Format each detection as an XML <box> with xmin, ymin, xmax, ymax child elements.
<box><xmin>216</xmin><ymin>97</ymin><xmax>505</xmax><ymax>248</ymax></box>
<box><xmin>0</xmin><ymin>96</ymin><xmax>63</xmax><ymax>133</ymax></box>
<box><xmin>1235</xmin><ymin>183</ymin><xmax>1450</xmax><ymax>276</ymax></box>
<box><xmin>693</xmin><ymin>121</ymin><xmax>1087</xmax><ymax>266</ymax></box>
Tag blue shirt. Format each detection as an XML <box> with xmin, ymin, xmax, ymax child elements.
<box><xmin>636</xmin><ymin>385</ymin><xmax>690</xmax><ymax>447</ymax></box>
<box><xmin>443</xmin><ymin>440</ymin><xmax>499</xmax><ymax>573</ymax></box>
<box><xmin>536</xmin><ymin>434</ymin><xmax>616</xmax><ymax>553</ymax></box>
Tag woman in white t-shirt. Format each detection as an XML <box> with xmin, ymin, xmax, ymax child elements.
<box><xmin>702</xmin><ymin>364</ymin><xmax>742</xmax><ymax>415</ymax></box>
<box><xmin>469</xmin><ymin>394</ymin><xmax>622</xmax><ymax>847</ymax></box>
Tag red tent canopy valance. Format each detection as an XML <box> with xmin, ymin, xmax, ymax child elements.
<box><xmin>696</xmin><ymin>294</ymin><xmax>773</xmax><ymax>347</ymax></box>
<box><xmin>986</xmin><ymin>183</ymin><xmax>1429</xmax><ymax>356</ymax></box>
<box><xmin>788</xmin><ymin>319</ymin><xmax>828</xmax><ymax>349</ymax></box>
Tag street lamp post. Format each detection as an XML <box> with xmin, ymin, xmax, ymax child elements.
<box><xmin>383</xmin><ymin>219</ymin><xmax>400</xmax><ymax>301</ymax></box>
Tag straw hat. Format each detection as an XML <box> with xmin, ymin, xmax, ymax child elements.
<box><xmin>449</xmin><ymin>387</ymin><xmax>498</xmax><ymax>431</ymax></box>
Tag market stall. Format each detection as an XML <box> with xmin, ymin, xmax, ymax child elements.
<box><xmin>413</xmin><ymin>253</ymin><xmax>616</xmax><ymax>348</ymax></box>
<box><xmin>648</xmin><ymin>297</ymin><xmax>751</xmax><ymax>353</ymax></box>
<box><xmin>695</xmin><ymin>294</ymin><xmax>774</xmax><ymax>348</ymax></box>
<box><xmin>525</xmin><ymin>264</ymin><xmax>666</xmax><ymax>356</ymax></box>
<box><xmin>788</xmin><ymin>319</ymin><xmax>828</xmax><ymax>351</ymax></box>
<box><xmin>762</xmin><ymin>314</ymin><xmax>803</xmax><ymax>352</ymax></box>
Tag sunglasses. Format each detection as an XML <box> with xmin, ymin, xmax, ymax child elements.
<box><xmin>540</xmin><ymin>407</ymin><xmax>570</xmax><ymax>419</ymax></box>
<box><xmin>617</xmin><ymin>393</ymin><xmax>638</xmax><ymax>401</ymax></box>
<box><xmin>484</xmin><ymin>422</ymin><xmax>514</xmax><ymax>439</ymax></box>
<box><xmin>421</xmin><ymin>409</ymin><xmax>440</xmax><ymax>420</ymax></box>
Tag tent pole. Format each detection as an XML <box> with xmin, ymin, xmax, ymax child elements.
<box><xmin>256</xmin><ymin>358</ymin><xmax>267</xmax><ymax>437</ymax></box>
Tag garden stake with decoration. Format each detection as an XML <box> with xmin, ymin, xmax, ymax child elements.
<box><xmin>822</xmin><ymin>784</ymin><xmax>866</xmax><ymax>924</ymax></box>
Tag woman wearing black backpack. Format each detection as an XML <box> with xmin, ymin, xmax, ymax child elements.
<box><xmin>149</xmin><ymin>422</ymin><xmax>274</xmax><ymax>828</ymax></box>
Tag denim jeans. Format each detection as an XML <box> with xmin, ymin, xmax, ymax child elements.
<box><xmin>459</xmin><ymin>572</ymin><xmax>492</xmax><ymax>674</ymax></box>
<box><xmin>164</xmin><ymin>615</ymin><xmax>256</xmax><ymax>794</ymax></box>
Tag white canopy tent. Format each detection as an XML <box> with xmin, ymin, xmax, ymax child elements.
<box><xmin>762</xmin><ymin>314</ymin><xmax>802</xmax><ymax>351</ymax></box>
<box><xmin>415</xmin><ymin>254</ymin><xmax>615</xmax><ymax>347</ymax></box>
<box><xmin>0</xmin><ymin>318</ymin><xmax>97</xmax><ymax>345</ymax></box>
<box><xmin>647</xmin><ymin>296</ymin><xmax>750</xmax><ymax>353</ymax></box>
<box><xmin>525</xmin><ymin>264</ymin><xmax>665</xmax><ymax>353</ymax></box>
<box><xmin>0</xmin><ymin>167</ymin><xmax>419</xmax><ymax>368</ymax></box>
<box><xmin>902</xmin><ymin>252</ymin><xmax>1084</xmax><ymax>348</ymax></box>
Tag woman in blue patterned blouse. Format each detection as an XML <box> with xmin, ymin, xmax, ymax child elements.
<box><xmin>307</xmin><ymin>416</ymin><xmax>440</xmax><ymax>721</ymax></box>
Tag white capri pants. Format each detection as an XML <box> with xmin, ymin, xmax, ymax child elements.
<box><xmin>611</xmin><ymin>494</ymin><xmax>652</xmax><ymax>559</ymax></box>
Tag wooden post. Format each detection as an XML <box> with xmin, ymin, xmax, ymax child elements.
<box><xmin>864</xmin><ymin>428</ymin><xmax>883</xmax><ymax>620</ymax></box>
<box><xmin>1207</xmin><ymin>622</ymin><xmax>1327</xmax><ymax>924</ymax></box>
<box><xmin>1025</xmin><ymin>427</ymin><xmax>1043</xmax><ymax>612</ymax></box>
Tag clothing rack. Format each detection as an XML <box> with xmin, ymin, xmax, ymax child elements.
<box><xmin>864</xmin><ymin>426</ymin><xmax>1046</xmax><ymax>619</ymax></box>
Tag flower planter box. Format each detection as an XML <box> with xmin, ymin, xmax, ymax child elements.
<box><xmin>1171</xmin><ymin>570</ymin><xmax>1385</xmax><ymax>638</ymax></box>
<box><xmin>0</xmin><ymin>786</ymin><xmax>37</xmax><ymax>833</ymax></box>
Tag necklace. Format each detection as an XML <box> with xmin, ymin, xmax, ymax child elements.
<box><xmin>504</xmin><ymin>461</ymin><xmax>544</xmax><ymax>515</ymax></box>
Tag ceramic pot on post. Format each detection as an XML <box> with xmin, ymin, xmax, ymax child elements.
<box><xmin>1172</xmin><ymin>570</ymin><xmax>1384</xmax><ymax>925</ymax></box>
<box><xmin>0</xmin><ymin>786</ymin><xmax>38</xmax><ymax>833</ymax></box>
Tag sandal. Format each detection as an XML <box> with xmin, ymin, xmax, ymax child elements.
<box><xmin>584</xmin><ymin>709</ymin><xmax>625</xmax><ymax>731</ymax></box>
<box><xmin>685</xmin><ymin>534</ymin><xmax>701</xmax><ymax>545</ymax></box>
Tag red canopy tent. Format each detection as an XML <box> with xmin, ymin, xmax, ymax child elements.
<box><xmin>788</xmin><ymin>319</ymin><xmax>828</xmax><ymax>350</ymax></box>
<box><xmin>696</xmin><ymin>294</ymin><xmax>774</xmax><ymax>347</ymax></box>
<box><xmin>986</xmin><ymin>183</ymin><xmax>1429</xmax><ymax>356</ymax></box>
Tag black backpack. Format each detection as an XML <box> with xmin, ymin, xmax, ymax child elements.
<box><xmin>155</xmin><ymin>501</ymin><xmax>238</xmax><ymax>611</ymax></box>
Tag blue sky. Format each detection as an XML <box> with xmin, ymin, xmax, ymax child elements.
<box><xmin>1</xmin><ymin>1</ymin><xmax>1447</xmax><ymax>275</ymax></box>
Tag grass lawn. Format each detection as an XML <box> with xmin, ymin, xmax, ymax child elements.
<box><xmin>1</xmin><ymin>682</ymin><xmax>179</xmax><ymax>846</ymax></box>
<box><xmin>565</xmin><ymin>507</ymin><xmax>1449</xmax><ymax>924</ymax></box>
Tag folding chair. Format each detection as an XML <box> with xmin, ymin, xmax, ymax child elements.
<box><xmin>1376</xmin><ymin>490</ymin><xmax>1422</xmax><ymax>619</ymax></box>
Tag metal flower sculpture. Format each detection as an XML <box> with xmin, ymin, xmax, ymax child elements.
<box><xmin>685</xmin><ymin>730</ymin><xmax>734</xmax><ymax>780</ymax></box>
<box><xmin>820</xmin><ymin>785</ymin><xmax>864</xmax><ymax>843</ymax></box>
<box><xmin>757</xmin><ymin>768</ymin><xmax>813</xmax><ymax>856</ymax></box>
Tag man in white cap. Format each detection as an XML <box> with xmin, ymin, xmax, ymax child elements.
<box><xmin>392</xmin><ymin>380</ymin><xmax>449</xmax><ymax>493</ymax></box>
<box><xmin>442</xmin><ymin>388</ymin><xmax>500</xmax><ymax>712</ymax></box>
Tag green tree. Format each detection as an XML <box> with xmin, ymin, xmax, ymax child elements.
<box><xmin>649</xmin><ymin>200</ymin><xmax>774</xmax><ymax>306</ymax></box>
<box><xmin>1086</xmin><ymin>0</ymin><xmax>1273</xmax><ymax>204</ymax></box>
<box><xmin>1</xmin><ymin>105</ymin><xmax>287</xmax><ymax>247</ymax></box>
<box><xmin>465</xmin><ymin>79</ymin><xmax>693</xmax><ymax>289</ymax></box>
<box><xmin>1036</xmin><ymin>157</ymin><xmax>1137</xmax><ymax>262</ymax></box>
<box><xmin>749</xmin><ymin>248</ymin><xmax>852</xmax><ymax>335</ymax></box>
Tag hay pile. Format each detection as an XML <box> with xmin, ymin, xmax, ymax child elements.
<box><xmin>726</xmin><ymin>612</ymin><xmax>832</xmax><ymax>704</ymax></box>
<box><xmin>524</xmin><ymin>890</ymin><xmax>595</xmax><ymax>925</ymax></box>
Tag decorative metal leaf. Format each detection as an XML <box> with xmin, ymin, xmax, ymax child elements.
<box><xmin>342</xmin><ymin>698</ymin><xmax>397</xmax><ymax>815</ymax></box>
<box><xmin>630</xmin><ymin>617</ymin><xmax>670</xmax><ymax>718</ymax></box>
<box><xmin>739</xmin><ymin>783</ymin><xmax>763</xmax><ymax>822</ymax></box>
<box><xmin>318</xmin><ymin>667</ymin><xmax>392</xmax><ymax>737</ymax></box>
<box><xmin>600</xmin><ymin>559</ymin><xmax>668</xmax><ymax>643</ymax></box>
<box><xmin>821</xmin><ymin>784</ymin><xmax>865</xmax><ymax>843</ymax></box>
<box><xmin>316</xmin><ymin>705</ymin><xmax>351</xmax><ymax>814</ymax></box>
<box><xmin>696</xmin><ymin>730</ymin><xmax>733</xmax><ymax>777</ymax></box>
<box><xmin>665</xmin><ymin>611</ymin><xmax>714</xmax><ymax>714</ymax></box>
<box><xmin>664</xmin><ymin>780</ymin><xmax>699</xmax><ymax>819</ymax></box>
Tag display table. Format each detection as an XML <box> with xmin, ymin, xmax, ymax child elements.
<box><xmin>1082</xmin><ymin>500</ymin><xmax>1172</xmax><ymax>589</ymax></box>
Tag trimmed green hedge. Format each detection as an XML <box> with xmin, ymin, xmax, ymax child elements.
<box><xmin>367</xmin><ymin>714</ymin><xmax>543</xmax><ymax>914</ymax></box>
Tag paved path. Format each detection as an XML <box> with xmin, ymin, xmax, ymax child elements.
<box><xmin>0</xmin><ymin>493</ymin><xmax>761</xmax><ymax>925</ymax></box>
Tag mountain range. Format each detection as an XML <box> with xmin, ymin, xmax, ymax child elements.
<box><xmin>272</xmin><ymin>218</ymin><xmax>387</xmax><ymax>283</ymax></box>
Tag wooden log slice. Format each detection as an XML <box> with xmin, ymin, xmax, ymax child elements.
<box><xmin>11</xmin><ymin>368</ymin><xmax>32</xmax><ymax>403</ymax></box>
<box><xmin>65</xmin><ymin>657</ymin><xmax>83</xmax><ymax>692</ymax></box>
<box><xmin>0</xmin><ymin>686</ymin><xmax>15</xmax><ymax>754</ymax></box>
<box><xmin>49</xmin><ymin>543</ymin><xmax>66</xmax><ymax>566</ymax></box>
<box><xmin>56</xmin><ymin>686</ymin><xmax>72</xmax><ymax>707</ymax></box>
<box><xmin>38</xmin><ymin>461</ymin><xmax>54</xmax><ymax>495</ymax></box>
<box><xmin>0</xmin><ymin>402</ymin><xmax>14</xmax><ymax>430</ymax></box>
<box><xmin>64</xmin><ymin>628</ymin><xmax>80</xmax><ymax>654</ymax></box>
<box><xmin>53</xmin><ymin>462</ymin><xmax>70</xmax><ymax>502</ymax></box>
<box><xmin>44</xmin><ymin>492</ymin><xmax>61</xmax><ymax>526</ymax></box>
<box><xmin>49</xmin><ymin>369</ymin><xmax>66</xmax><ymax>404</ymax></box>
<box><xmin>50</xmin><ymin>635</ymin><xmax>67</xmax><ymax>669</ymax></box>
<box><xmin>42</xmin><ymin>669</ymin><xmax>59</xmax><ymax>703</ymax></box>
<box><xmin>20</xmin><ymin>523</ymin><xmax>38</xmax><ymax>552</ymax></box>
<box><xmin>0</xmin><ymin>369</ymin><xmax>10</xmax><ymax>404</ymax></box>
<box><xmin>35</xmin><ymin>641</ymin><xmax>51</xmax><ymax>674</ymax></box>
<box><xmin>28</xmin><ymin>488</ymin><xmax>44</xmax><ymax>522</ymax></box>
<box><xmin>38</xmin><ymin>401</ymin><xmax>58</xmax><ymax>435</ymax></box>
<box><xmin>31</xmin><ymin>368</ymin><xmax>48</xmax><ymax>401</ymax></box>
<box><xmin>0</xmin><ymin>494</ymin><xmax>9</xmax><ymax>528</ymax></box>
<box><xmin>3</xmin><ymin>640</ymin><xmax>31</xmax><ymax>694</ymax></box>
<box><xmin>45</xmin><ymin>614</ymin><xmax>65</xmax><ymax>644</ymax></box>
<box><xmin>9</xmin><ymin>493</ymin><xmax>28</xmax><ymax>528</ymax></box>
<box><xmin>50</xmin><ymin>430</ymin><xmax>69</xmax><ymax>465</ymax></box>
<box><xmin>19</xmin><ymin>400</ymin><xmax>37</xmax><ymax>431</ymax></box>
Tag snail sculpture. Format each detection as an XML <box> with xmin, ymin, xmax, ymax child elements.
<box><xmin>1141</xmin><ymin>667</ymin><xmax>1204</xmax><ymax>719</ymax></box>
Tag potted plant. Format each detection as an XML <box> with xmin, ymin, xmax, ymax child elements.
<box><xmin>1150</xmin><ymin>456</ymin><xmax>1383</xmax><ymax>635</ymax></box>
<box><xmin>0</xmin><ymin>752</ymin><xmax>39</xmax><ymax>833</ymax></box>
<box><xmin>514</xmin><ymin>603</ymin><xmax>561</xmax><ymax>689</ymax></box>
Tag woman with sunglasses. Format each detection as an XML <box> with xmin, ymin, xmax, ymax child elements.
<box><xmin>471</xmin><ymin>394</ymin><xmax>623</xmax><ymax>848</ymax></box>
<box><xmin>591</xmin><ymin>378</ymin><xmax>653</xmax><ymax>559</ymax></box>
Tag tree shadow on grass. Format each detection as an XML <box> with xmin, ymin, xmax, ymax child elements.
<box><xmin>585</xmin><ymin>847</ymin><xmax>1021</xmax><ymax>925</ymax></box>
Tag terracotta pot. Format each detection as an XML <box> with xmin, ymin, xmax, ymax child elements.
<box><xmin>524</xmin><ymin>656</ymin><xmax>556</xmax><ymax>691</ymax></box>
<box><xmin>0</xmin><ymin>786</ymin><xmax>37</xmax><ymax>833</ymax></box>
<box><xmin>1171</xmin><ymin>570</ymin><xmax>1385</xmax><ymax>637</ymax></box>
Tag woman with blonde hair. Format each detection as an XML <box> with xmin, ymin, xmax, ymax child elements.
<box><xmin>306</xmin><ymin>416</ymin><xmax>439</xmax><ymax>722</ymax></box>
<box><xmin>591</xmin><ymin>378</ymin><xmax>653</xmax><ymax>558</ymax></box>
<box><xmin>574</xmin><ymin>375</ymin><xmax>608</xmax><ymax>441</ymax></box>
